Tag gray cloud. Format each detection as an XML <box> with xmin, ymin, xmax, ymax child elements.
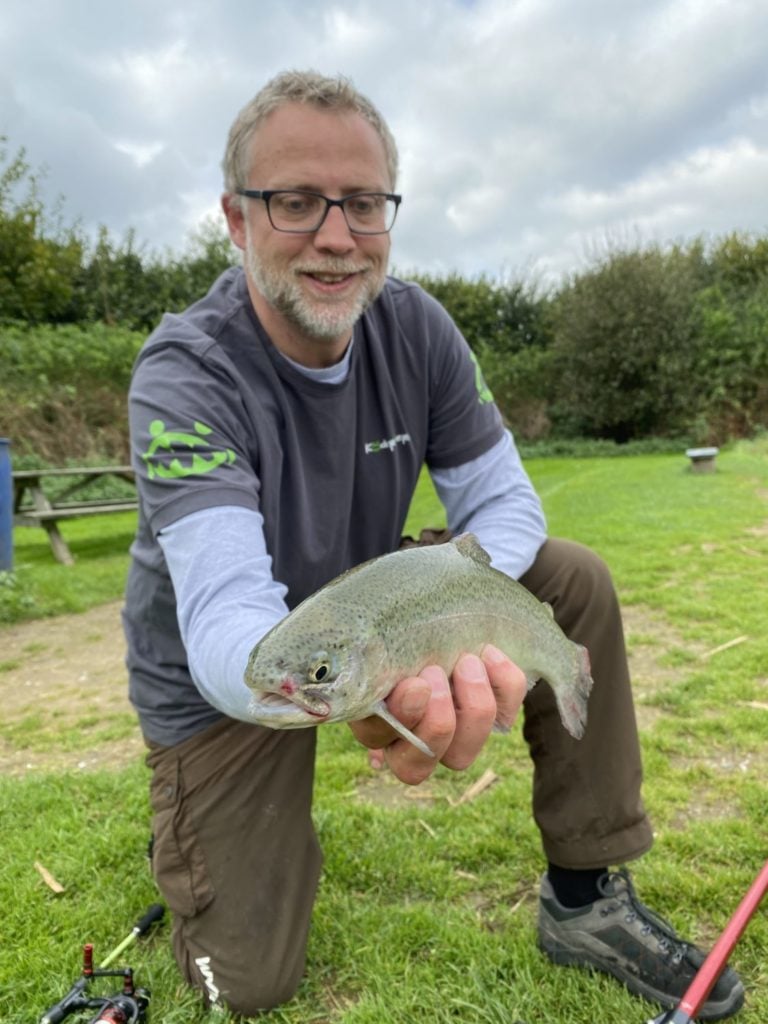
<box><xmin>2</xmin><ymin>0</ymin><xmax>766</xmax><ymax>286</ymax></box>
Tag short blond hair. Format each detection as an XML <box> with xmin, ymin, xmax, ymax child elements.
<box><xmin>222</xmin><ymin>69</ymin><xmax>399</xmax><ymax>201</ymax></box>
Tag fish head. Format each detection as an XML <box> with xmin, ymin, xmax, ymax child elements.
<box><xmin>244</xmin><ymin>622</ymin><xmax>388</xmax><ymax>727</ymax></box>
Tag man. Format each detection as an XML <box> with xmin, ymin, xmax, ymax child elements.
<box><xmin>123</xmin><ymin>70</ymin><xmax>744</xmax><ymax>1018</ymax></box>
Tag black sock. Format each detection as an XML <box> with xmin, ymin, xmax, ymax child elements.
<box><xmin>547</xmin><ymin>863</ymin><xmax>607</xmax><ymax>908</ymax></box>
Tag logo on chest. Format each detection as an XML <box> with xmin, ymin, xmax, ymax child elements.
<box><xmin>364</xmin><ymin>432</ymin><xmax>412</xmax><ymax>455</ymax></box>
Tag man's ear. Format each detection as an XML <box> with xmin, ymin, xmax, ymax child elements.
<box><xmin>221</xmin><ymin>193</ymin><xmax>246</xmax><ymax>251</ymax></box>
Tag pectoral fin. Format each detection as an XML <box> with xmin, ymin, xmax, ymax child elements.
<box><xmin>371</xmin><ymin>700</ymin><xmax>436</xmax><ymax>758</ymax></box>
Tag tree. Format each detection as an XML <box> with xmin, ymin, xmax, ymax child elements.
<box><xmin>0</xmin><ymin>139</ymin><xmax>84</xmax><ymax>323</ymax></box>
<box><xmin>409</xmin><ymin>271</ymin><xmax>549</xmax><ymax>356</ymax></box>
<box><xmin>549</xmin><ymin>246</ymin><xmax>701</xmax><ymax>441</ymax></box>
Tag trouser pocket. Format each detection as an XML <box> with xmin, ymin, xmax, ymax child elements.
<box><xmin>149</xmin><ymin>759</ymin><xmax>215</xmax><ymax>919</ymax></box>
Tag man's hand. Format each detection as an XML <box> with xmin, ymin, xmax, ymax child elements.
<box><xmin>348</xmin><ymin>645</ymin><xmax>527</xmax><ymax>785</ymax></box>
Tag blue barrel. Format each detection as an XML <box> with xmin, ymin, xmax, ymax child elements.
<box><xmin>0</xmin><ymin>438</ymin><xmax>13</xmax><ymax>571</ymax></box>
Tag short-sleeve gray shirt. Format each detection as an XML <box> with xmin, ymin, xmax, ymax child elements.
<box><xmin>124</xmin><ymin>268</ymin><xmax>504</xmax><ymax>744</ymax></box>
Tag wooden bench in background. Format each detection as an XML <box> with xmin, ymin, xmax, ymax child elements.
<box><xmin>13</xmin><ymin>465</ymin><xmax>137</xmax><ymax>565</ymax></box>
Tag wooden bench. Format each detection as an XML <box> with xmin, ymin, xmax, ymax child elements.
<box><xmin>13</xmin><ymin>466</ymin><xmax>137</xmax><ymax>565</ymax></box>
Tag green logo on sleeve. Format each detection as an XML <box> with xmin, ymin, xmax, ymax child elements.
<box><xmin>142</xmin><ymin>420</ymin><xmax>236</xmax><ymax>480</ymax></box>
<box><xmin>468</xmin><ymin>351</ymin><xmax>494</xmax><ymax>404</ymax></box>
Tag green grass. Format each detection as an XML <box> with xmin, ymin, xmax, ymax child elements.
<box><xmin>0</xmin><ymin>511</ymin><xmax>137</xmax><ymax>622</ymax></box>
<box><xmin>1</xmin><ymin>441</ymin><xmax>767</xmax><ymax>1022</ymax></box>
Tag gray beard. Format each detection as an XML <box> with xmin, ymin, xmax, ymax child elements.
<box><xmin>245</xmin><ymin>241</ymin><xmax>386</xmax><ymax>342</ymax></box>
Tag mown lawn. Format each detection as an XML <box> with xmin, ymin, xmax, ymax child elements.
<box><xmin>1</xmin><ymin>441</ymin><xmax>766</xmax><ymax>1023</ymax></box>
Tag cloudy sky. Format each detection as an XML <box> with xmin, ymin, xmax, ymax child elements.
<box><xmin>2</xmin><ymin>0</ymin><xmax>767</xmax><ymax>287</ymax></box>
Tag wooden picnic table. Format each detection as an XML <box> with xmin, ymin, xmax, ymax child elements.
<box><xmin>13</xmin><ymin>465</ymin><xmax>137</xmax><ymax>565</ymax></box>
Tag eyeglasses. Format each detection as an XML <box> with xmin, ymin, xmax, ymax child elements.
<box><xmin>234</xmin><ymin>189</ymin><xmax>402</xmax><ymax>235</ymax></box>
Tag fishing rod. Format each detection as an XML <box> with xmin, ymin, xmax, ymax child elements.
<box><xmin>38</xmin><ymin>904</ymin><xmax>165</xmax><ymax>1024</ymax></box>
<box><xmin>645</xmin><ymin>859</ymin><xmax>768</xmax><ymax>1024</ymax></box>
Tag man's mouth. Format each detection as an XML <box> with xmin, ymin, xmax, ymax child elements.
<box><xmin>298</xmin><ymin>263</ymin><xmax>369</xmax><ymax>285</ymax></box>
<box><xmin>308</xmin><ymin>272</ymin><xmax>354</xmax><ymax>284</ymax></box>
<box><xmin>298</xmin><ymin>269</ymin><xmax>366</xmax><ymax>299</ymax></box>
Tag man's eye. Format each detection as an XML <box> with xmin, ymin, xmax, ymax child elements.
<box><xmin>348</xmin><ymin>196</ymin><xmax>379</xmax><ymax>216</ymax></box>
<box><xmin>277</xmin><ymin>194</ymin><xmax>319</xmax><ymax>216</ymax></box>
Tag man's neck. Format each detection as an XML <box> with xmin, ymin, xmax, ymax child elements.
<box><xmin>277</xmin><ymin>341</ymin><xmax>354</xmax><ymax>384</ymax></box>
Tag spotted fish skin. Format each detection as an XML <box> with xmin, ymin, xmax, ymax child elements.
<box><xmin>244</xmin><ymin>534</ymin><xmax>593</xmax><ymax>749</ymax></box>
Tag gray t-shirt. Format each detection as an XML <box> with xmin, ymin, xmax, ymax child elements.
<box><xmin>123</xmin><ymin>268</ymin><xmax>505</xmax><ymax>744</ymax></box>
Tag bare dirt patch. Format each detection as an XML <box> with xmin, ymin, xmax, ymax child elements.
<box><xmin>356</xmin><ymin>771</ymin><xmax>442</xmax><ymax>809</ymax></box>
<box><xmin>621</xmin><ymin>604</ymin><xmax>707</xmax><ymax>731</ymax></box>
<box><xmin>0</xmin><ymin>602</ymin><xmax>143</xmax><ymax>776</ymax></box>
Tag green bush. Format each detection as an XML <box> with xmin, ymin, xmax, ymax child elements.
<box><xmin>412</xmin><ymin>239</ymin><xmax>767</xmax><ymax>444</ymax></box>
<box><xmin>548</xmin><ymin>246</ymin><xmax>703</xmax><ymax>441</ymax></box>
<box><xmin>0</xmin><ymin>138</ymin><xmax>238</xmax><ymax>331</ymax></box>
<box><xmin>411</xmin><ymin>272</ymin><xmax>555</xmax><ymax>439</ymax></box>
<box><xmin>72</xmin><ymin>219</ymin><xmax>238</xmax><ymax>331</ymax></box>
<box><xmin>0</xmin><ymin>322</ymin><xmax>143</xmax><ymax>462</ymax></box>
<box><xmin>411</xmin><ymin>271</ymin><xmax>550</xmax><ymax>356</ymax></box>
<box><xmin>0</xmin><ymin>570</ymin><xmax>36</xmax><ymax>623</ymax></box>
<box><xmin>477</xmin><ymin>344</ymin><xmax>555</xmax><ymax>439</ymax></box>
<box><xmin>692</xmin><ymin>280</ymin><xmax>768</xmax><ymax>437</ymax></box>
<box><xmin>0</xmin><ymin>140</ymin><xmax>86</xmax><ymax>324</ymax></box>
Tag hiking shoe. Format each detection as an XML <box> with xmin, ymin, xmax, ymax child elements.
<box><xmin>538</xmin><ymin>868</ymin><xmax>745</xmax><ymax>1020</ymax></box>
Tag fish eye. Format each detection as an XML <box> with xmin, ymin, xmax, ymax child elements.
<box><xmin>308</xmin><ymin>657</ymin><xmax>332</xmax><ymax>684</ymax></box>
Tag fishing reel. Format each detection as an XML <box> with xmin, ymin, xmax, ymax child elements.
<box><xmin>38</xmin><ymin>944</ymin><xmax>149</xmax><ymax>1023</ymax></box>
<box><xmin>38</xmin><ymin>905</ymin><xmax>164</xmax><ymax>1024</ymax></box>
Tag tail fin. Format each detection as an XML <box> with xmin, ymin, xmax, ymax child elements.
<box><xmin>554</xmin><ymin>644</ymin><xmax>593</xmax><ymax>739</ymax></box>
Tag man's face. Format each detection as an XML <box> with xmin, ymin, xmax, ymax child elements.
<box><xmin>224</xmin><ymin>102</ymin><xmax>393</xmax><ymax>363</ymax></box>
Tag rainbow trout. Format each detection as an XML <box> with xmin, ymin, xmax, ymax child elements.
<box><xmin>244</xmin><ymin>534</ymin><xmax>593</xmax><ymax>756</ymax></box>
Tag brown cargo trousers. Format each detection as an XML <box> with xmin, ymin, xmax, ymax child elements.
<box><xmin>145</xmin><ymin>536</ymin><xmax>653</xmax><ymax>1014</ymax></box>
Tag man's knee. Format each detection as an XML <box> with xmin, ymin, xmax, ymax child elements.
<box><xmin>523</xmin><ymin>537</ymin><xmax>616</xmax><ymax>606</ymax></box>
<box><xmin>558</xmin><ymin>540</ymin><xmax>615</xmax><ymax>604</ymax></box>
<box><xmin>182</xmin><ymin>939</ymin><xmax>306</xmax><ymax>1015</ymax></box>
<box><xmin>520</xmin><ymin>538</ymin><xmax>625</xmax><ymax>655</ymax></box>
<box><xmin>213</xmin><ymin>971</ymin><xmax>302</xmax><ymax>1016</ymax></box>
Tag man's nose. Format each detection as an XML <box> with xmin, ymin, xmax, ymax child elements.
<box><xmin>312</xmin><ymin>203</ymin><xmax>356</xmax><ymax>251</ymax></box>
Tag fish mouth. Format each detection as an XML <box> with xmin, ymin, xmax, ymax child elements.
<box><xmin>248</xmin><ymin>690</ymin><xmax>331</xmax><ymax>720</ymax></box>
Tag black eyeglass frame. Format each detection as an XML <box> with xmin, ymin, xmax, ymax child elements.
<box><xmin>234</xmin><ymin>188</ymin><xmax>402</xmax><ymax>235</ymax></box>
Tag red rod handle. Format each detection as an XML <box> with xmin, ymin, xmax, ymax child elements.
<box><xmin>677</xmin><ymin>858</ymin><xmax>768</xmax><ymax>1020</ymax></box>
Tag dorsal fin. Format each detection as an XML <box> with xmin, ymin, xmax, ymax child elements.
<box><xmin>452</xmin><ymin>532</ymin><xmax>492</xmax><ymax>567</ymax></box>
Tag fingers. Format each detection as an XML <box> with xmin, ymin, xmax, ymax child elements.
<box><xmin>437</xmin><ymin>646</ymin><xmax>525</xmax><ymax>770</ymax></box>
<box><xmin>480</xmin><ymin>644</ymin><xmax>528</xmax><ymax>729</ymax></box>
<box><xmin>439</xmin><ymin>652</ymin><xmax>499</xmax><ymax>770</ymax></box>
<box><xmin>383</xmin><ymin>666</ymin><xmax>457</xmax><ymax>784</ymax></box>
<box><xmin>348</xmin><ymin>678</ymin><xmax>432</xmax><ymax>751</ymax></box>
<box><xmin>367</xmin><ymin>747</ymin><xmax>385</xmax><ymax>771</ymax></box>
<box><xmin>352</xmin><ymin>646</ymin><xmax>527</xmax><ymax>784</ymax></box>
<box><xmin>349</xmin><ymin>669</ymin><xmax>456</xmax><ymax>785</ymax></box>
